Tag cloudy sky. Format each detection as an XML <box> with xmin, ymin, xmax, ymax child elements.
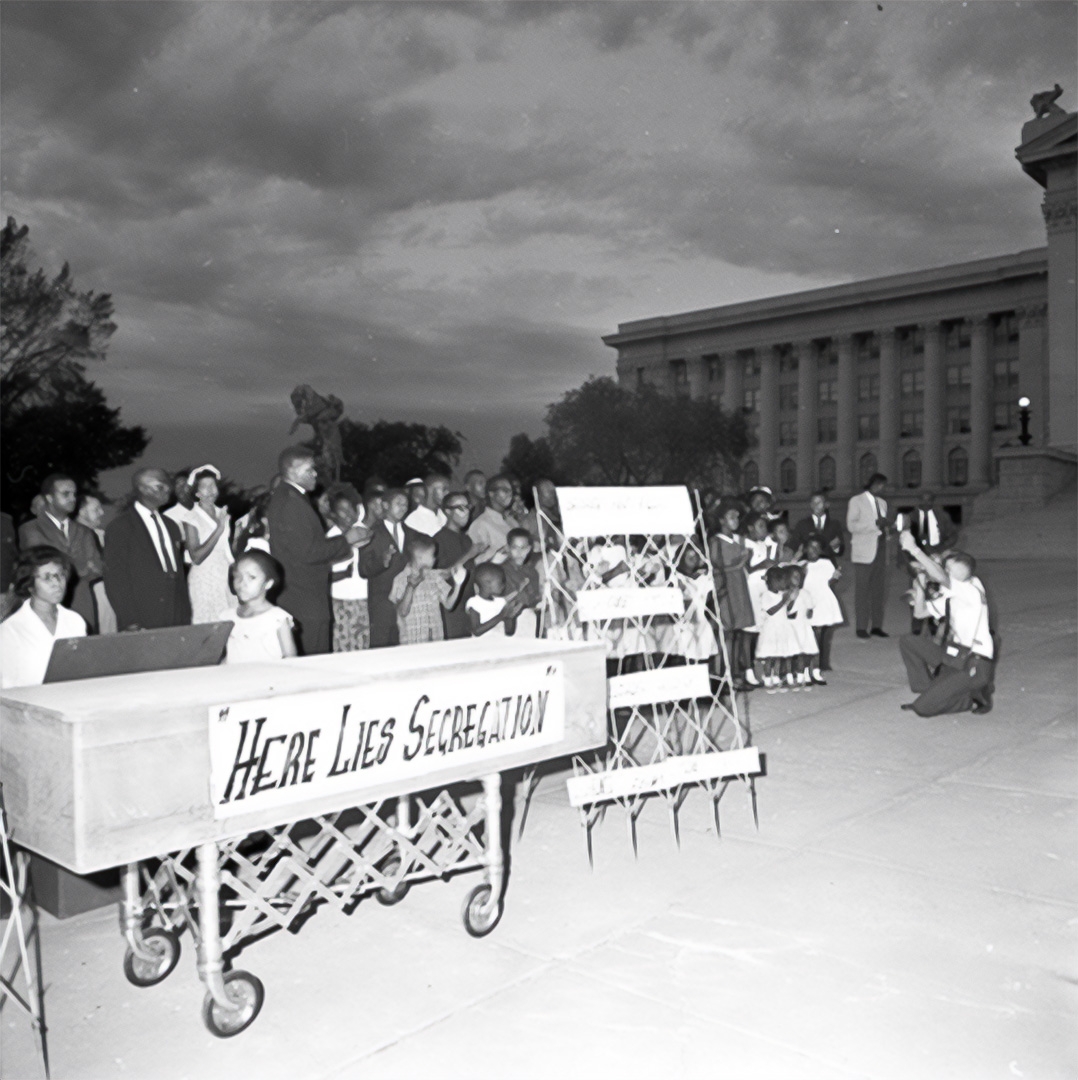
<box><xmin>2</xmin><ymin>1</ymin><xmax>1074</xmax><ymax>490</ymax></box>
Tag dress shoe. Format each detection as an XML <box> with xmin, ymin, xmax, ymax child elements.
<box><xmin>870</xmin><ymin>629</ymin><xmax>889</xmax><ymax>638</ymax></box>
<box><xmin>970</xmin><ymin>690</ymin><xmax>993</xmax><ymax>715</ymax></box>
<box><xmin>900</xmin><ymin>702</ymin><xmax>917</xmax><ymax>712</ymax></box>
<box><xmin>856</xmin><ymin>630</ymin><xmax>870</xmax><ymax>640</ymax></box>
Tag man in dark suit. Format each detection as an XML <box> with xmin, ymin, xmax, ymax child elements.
<box><xmin>18</xmin><ymin>473</ymin><xmax>104</xmax><ymax>631</ymax></box>
<box><xmin>104</xmin><ymin>467</ymin><xmax>191</xmax><ymax>631</ymax></box>
<box><xmin>790</xmin><ymin>491</ymin><xmax>846</xmax><ymax>560</ymax></box>
<box><xmin>359</xmin><ymin>488</ymin><xmax>417</xmax><ymax>648</ymax></box>
<box><xmin>0</xmin><ymin>510</ymin><xmax>18</xmax><ymax>619</ymax></box>
<box><xmin>267</xmin><ymin>446</ymin><xmax>366</xmax><ymax>655</ymax></box>
<box><xmin>898</xmin><ymin>491</ymin><xmax>958</xmax><ymax>634</ymax></box>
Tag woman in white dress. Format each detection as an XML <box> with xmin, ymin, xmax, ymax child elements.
<box><xmin>181</xmin><ymin>465</ymin><xmax>235</xmax><ymax>624</ymax></box>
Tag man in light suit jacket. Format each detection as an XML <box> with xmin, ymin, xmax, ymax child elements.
<box><xmin>104</xmin><ymin>468</ymin><xmax>191</xmax><ymax>631</ymax></box>
<box><xmin>846</xmin><ymin>472</ymin><xmax>891</xmax><ymax>639</ymax></box>
<box><xmin>359</xmin><ymin>488</ymin><xmax>419</xmax><ymax>648</ymax></box>
<box><xmin>267</xmin><ymin>447</ymin><xmax>366</xmax><ymax>655</ymax></box>
<box><xmin>19</xmin><ymin>473</ymin><xmax>104</xmax><ymax>631</ymax></box>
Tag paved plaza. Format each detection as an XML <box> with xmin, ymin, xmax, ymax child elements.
<box><xmin>3</xmin><ymin>551</ymin><xmax>1076</xmax><ymax>1080</ymax></box>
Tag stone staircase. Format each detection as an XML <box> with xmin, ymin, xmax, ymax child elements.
<box><xmin>960</xmin><ymin>486</ymin><xmax>1076</xmax><ymax>559</ymax></box>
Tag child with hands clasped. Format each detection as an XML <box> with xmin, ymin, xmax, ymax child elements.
<box><xmin>753</xmin><ymin>564</ymin><xmax>820</xmax><ymax>692</ymax></box>
<box><xmin>501</xmin><ymin>528</ymin><xmax>541</xmax><ymax>638</ymax></box>
<box><xmin>800</xmin><ymin>537</ymin><xmax>843</xmax><ymax>678</ymax></box>
<box><xmin>389</xmin><ymin>536</ymin><xmax>467</xmax><ymax>644</ymax></box>
<box><xmin>220</xmin><ymin>551</ymin><xmax>298</xmax><ymax>663</ymax></box>
<box><xmin>466</xmin><ymin>563</ymin><xmax>526</xmax><ymax>637</ymax></box>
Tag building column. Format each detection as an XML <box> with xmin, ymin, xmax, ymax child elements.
<box><xmin>969</xmin><ymin>315</ymin><xmax>992</xmax><ymax>486</ymax></box>
<box><xmin>876</xmin><ymin>327</ymin><xmax>898</xmax><ymax>483</ymax></box>
<box><xmin>921</xmin><ymin>322</ymin><xmax>944</xmax><ymax>489</ymax></box>
<box><xmin>796</xmin><ymin>340</ymin><xmax>817</xmax><ymax>495</ymax></box>
<box><xmin>1018</xmin><ymin>303</ymin><xmax>1048</xmax><ymax>446</ymax></box>
<box><xmin>758</xmin><ymin>346</ymin><xmax>779</xmax><ymax>489</ymax></box>
<box><xmin>687</xmin><ymin>356</ymin><xmax>707</xmax><ymax>401</ymax></box>
<box><xmin>835</xmin><ymin>334</ymin><xmax>855</xmax><ymax>493</ymax></box>
<box><xmin>725</xmin><ymin>352</ymin><xmax>744</xmax><ymax>419</ymax></box>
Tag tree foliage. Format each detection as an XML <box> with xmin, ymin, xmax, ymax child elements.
<box><xmin>338</xmin><ymin>419</ymin><xmax>463</xmax><ymax>488</ymax></box>
<box><xmin>1</xmin><ymin>217</ymin><xmax>146</xmax><ymax>519</ymax></box>
<box><xmin>500</xmin><ymin>433</ymin><xmax>562</xmax><ymax>501</ymax></box>
<box><xmin>538</xmin><ymin>376</ymin><xmax>749</xmax><ymax>489</ymax></box>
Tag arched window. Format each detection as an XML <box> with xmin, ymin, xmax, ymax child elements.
<box><xmin>948</xmin><ymin>447</ymin><xmax>968</xmax><ymax>487</ymax></box>
<box><xmin>779</xmin><ymin>458</ymin><xmax>797</xmax><ymax>493</ymax></box>
<box><xmin>859</xmin><ymin>452</ymin><xmax>878</xmax><ymax>488</ymax></box>
<box><xmin>902</xmin><ymin>450</ymin><xmax>922</xmax><ymax>489</ymax></box>
<box><xmin>741</xmin><ymin>459</ymin><xmax>759</xmax><ymax>491</ymax></box>
<box><xmin>818</xmin><ymin>455</ymin><xmax>836</xmax><ymax>492</ymax></box>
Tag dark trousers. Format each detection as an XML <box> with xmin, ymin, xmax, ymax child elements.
<box><xmin>293</xmin><ymin>615</ymin><xmax>331</xmax><ymax>656</ymax></box>
<box><xmin>899</xmin><ymin>633</ymin><xmax>992</xmax><ymax>716</ymax></box>
<box><xmin>854</xmin><ymin>544</ymin><xmax>887</xmax><ymax>633</ymax></box>
<box><xmin>813</xmin><ymin>626</ymin><xmax>834</xmax><ymax>670</ymax></box>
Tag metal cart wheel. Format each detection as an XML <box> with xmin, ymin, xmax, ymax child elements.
<box><xmin>122</xmin><ymin>927</ymin><xmax>182</xmax><ymax>988</ymax></box>
<box><xmin>462</xmin><ymin>883</ymin><xmax>502</xmax><ymax>938</ymax></box>
<box><xmin>201</xmin><ymin>971</ymin><xmax>264</xmax><ymax>1038</ymax></box>
<box><xmin>375</xmin><ymin>853</ymin><xmax>410</xmax><ymax>906</ymax></box>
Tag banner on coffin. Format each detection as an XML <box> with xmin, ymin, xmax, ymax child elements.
<box><xmin>576</xmin><ymin>586</ymin><xmax>684</xmax><ymax>623</ymax></box>
<box><xmin>209</xmin><ymin>661</ymin><xmax>565</xmax><ymax>818</ymax></box>
<box><xmin>607</xmin><ymin>664</ymin><xmax>712</xmax><ymax>709</ymax></box>
<box><xmin>557</xmin><ymin>486</ymin><xmax>695</xmax><ymax>538</ymax></box>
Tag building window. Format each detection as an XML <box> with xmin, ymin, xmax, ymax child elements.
<box><xmin>746</xmin><ymin>417</ymin><xmax>759</xmax><ymax>444</ymax></box>
<box><xmin>819</xmin><ymin>342</ymin><xmax>838</xmax><ymax>367</ymax></box>
<box><xmin>899</xmin><ymin>326</ymin><xmax>924</xmax><ymax>357</ymax></box>
<box><xmin>743</xmin><ymin>387</ymin><xmax>759</xmax><ymax>412</ymax></box>
<box><xmin>704</xmin><ymin>354</ymin><xmax>722</xmax><ymax>382</ymax></box>
<box><xmin>856</xmin><ymin>334</ymin><xmax>880</xmax><ymax>361</ymax></box>
<box><xmin>818</xmin><ymin>455</ymin><xmax>836</xmax><ymax>491</ymax></box>
<box><xmin>817</xmin><ymin>416</ymin><xmax>837</xmax><ymax>443</ymax></box>
<box><xmin>742</xmin><ymin>460</ymin><xmax>759</xmax><ymax>490</ymax></box>
<box><xmin>900</xmin><ymin>410</ymin><xmax>923</xmax><ymax>437</ymax></box>
<box><xmin>902</xmin><ymin>450</ymin><xmax>922</xmax><ymax>489</ymax></box>
<box><xmin>859</xmin><ymin>452</ymin><xmax>878</xmax><ymax>487</ymax></box>
<box><xmin>901</xmin><ymin>370</ymin><xmax>924</xmax><ymax>396</ymax></box>
<box><xmin>778</xmin><ymin>351</ymin><xmax>799</xmax><ymax>373</ymax></box>
<box><xmin>818</xmin><ymin>379</ymin><xmax>837</xmax><ymax>404</ymax></box>
<box><xmin>994</xmin><ymin>402</ymin><xmax>1016</xmax><ymax>431</ymax></box>
<box><xmin>779</xmin><ymin>384</ymin><xmax>799</xmax><ymax>410</ymax></box>
<box><xmin>636</xmin><ymin>367</ymin><xmax>647</xmax><ymax>389</ymax></box>
<box><xmin>948</xmin><ymin>447</ymin><xmax>968</xmax><ymax>487</ymax></box>
<box><xmin>779</xmin><ymin>458</ymin><xmax>797</xmax><ymax>493</ymax></box>
<box><xmin>993</xmin><ymin>356</ymin><xmax>1019</xmax><ymax>392</ymax></box>
<box><xmin>992</xmin><ymin>312</ymin><xmax>1018</xmax><ymax>346</ymax></box>
<box><xmin>779</xmin><ymin>421</ymin><xmax>797</xmax><ymax>446</ymax></box>
<box><xmin>858</xmin><ymin>413</ymin><xmax>879</xmax><ymax>439</ymax></box>
<box><xmin>946</xmin><ymin>406</ymin><xmax>970</xmax><ymax>434</ymax></box>
<box><xmin>946</xmin><ymin>363</ymin><xmax>971</xmax><ymax>388</ymax></box>
<box><xmin>670</xmin><ymin>359</ymin><xmax>688</xmax><ymax>391</ymax></box>
<box><xmin>743</xmin><ymin>354</ymin><xmax>761</xmax><ymax>378</ymax></box>
<box><xmin>945</xmin><ymin>321</ymin><xmax>971</xmax><ymax>351</ymax></box>
<box><xmin>858</xmin><ymin>374</ymin><xmax>880</xmax><ymax>401</ymax></box>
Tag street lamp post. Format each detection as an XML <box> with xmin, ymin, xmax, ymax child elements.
<box><xmin>1018</xmin><ymin>397</ymin><xmax>1032</xmax><ymax>446</ymax></box>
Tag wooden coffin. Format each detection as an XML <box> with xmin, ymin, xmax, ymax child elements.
<box><xmin>1</xmin><ymin>637</ymin><xmax>607</xmax><ymax>874</ymax></box>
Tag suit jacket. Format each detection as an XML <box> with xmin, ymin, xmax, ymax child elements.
<box><xmin>266</xmin><ymin>483</ymin><xmax>352</xmax><ymax>627</ymax></box>
<box><xmin>790</xmin><ymin>512</ymin><xmax>845</xmax><ymax>559</ymax></box>
<box><xmin>903</xmin><ymin>507</ymin><xmax>957</xmax><ymax>555</ymax></box>
<box><xmin>846</xmin><ymin>490</ymin><xmax>889</xmax><ymax>565</ymax></box>
<box><xmin>20</xmin><ymin>513</ymin><xmax>105</xmax><ymax>630</ymax></box>
<box><xmin>104</xmin><ymin>507</ymin><xmax>191</xmax><ymax>630</ymax></box>
<box><xmin>359</xmin><ymin>520</ymin><xmax>419</xmax><ymax>646</ymax></box>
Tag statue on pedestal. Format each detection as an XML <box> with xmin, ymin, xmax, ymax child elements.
<box><xmin>289</xmin><ymin>384</ymin><xmax>344</xmax><ymax>483</ymax></box>
<box><xmin>1030</xmin><ymin>84</ymin><xmax>1065</xmax><ymax>119</ymax></box>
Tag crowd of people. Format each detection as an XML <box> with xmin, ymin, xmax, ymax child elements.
<box><xmin>0</xmin><ymin>452</ymin><xmax>994</xmax><ymax>718</ymax></box>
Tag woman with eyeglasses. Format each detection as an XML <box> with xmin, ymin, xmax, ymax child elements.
<box><xmin>0</xmin><ymin>546</ymin><xmax>87</xmax><ymax>689</ymax></box>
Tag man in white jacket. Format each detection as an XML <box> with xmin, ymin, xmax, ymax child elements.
<box><xmin>846</xmin><ymin>472</ymin><xmax>891</xmax><ymax>639</ymax></box>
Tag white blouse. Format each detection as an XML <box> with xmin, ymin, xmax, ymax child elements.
<box><xmin>0</xmin><ymin>600</ymin><xmax>87</xmax><ymax>689</ymax></box>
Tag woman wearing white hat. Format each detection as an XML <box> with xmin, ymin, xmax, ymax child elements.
<box><xmin>181</xmin><ymin>465</ymin><xmax>236</xmax><ymax>623</ymax></box>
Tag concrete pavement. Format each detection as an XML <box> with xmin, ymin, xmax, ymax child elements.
<box><xmin>3</xmin><ymin>555</ymin><xmax>1075</xmax><ymax>1080</ymax></box>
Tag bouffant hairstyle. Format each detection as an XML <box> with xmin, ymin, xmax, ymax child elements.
<box><xmin>13</xmin><ymin>546</ymin><xmax>72</xmax><ymax>599</ymax></box>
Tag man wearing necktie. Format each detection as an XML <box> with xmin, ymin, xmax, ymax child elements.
<box><xmin>846</xmin><ymin>472</ymin><xmax>891</xmax><ymax>639</ymax></box>
<box><xmin>359</xmin><ymin>488</ymin><xmax>419</xmax><ymax>648</ymax></box>
<box><xmin>900</xmin><ymin>491</ymin><xmax>958</xmax><ymax>634</ymax></box>
<box><xmin>104</xmin><ymin>467</ymin><xmax>191</xmax><ymax>631</ymax></box>
<box><xmin>19</xmin><ymin>473</ymin><xmax>103</xmax><ymax>631</ymax></box>
<box><xmin>790</xmin><ymin>491</ymin><xmax>846</xmax><ymax>559</ymax></box>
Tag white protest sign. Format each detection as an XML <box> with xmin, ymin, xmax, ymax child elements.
<box><xmin>566</xmin><ymin>747</ymin><xmax>761</xmax><ymax>807</ymax></box>
<box><xmin>557</xmin><ymin>486</ymin><xmax>695</xmax><ymax>537</ymax></box>
<box><xmin>209</xmin><ymin>661</ymin><xmax>565</xmax><ymax>819</ymax></box>
<box><xmin>576</xmin><ymin>586</ymin><xmax>685</xmax><ymax>623</ymax></box>
<box><xmin>607</xmin><ymin>664</ymin><xmax>711</xmax><ymax>709</ymax></box>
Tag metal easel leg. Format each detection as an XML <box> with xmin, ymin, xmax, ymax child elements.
<box><xmin>461</xmin><ymin>773</ymin><xmax>505</xmax><ymax>937</ymax></box>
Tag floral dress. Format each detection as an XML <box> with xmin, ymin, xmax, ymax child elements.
<box><xmin>185</xmin><ymin>505</ymin><xmax>236</xmax><ymax>624</ymax></box>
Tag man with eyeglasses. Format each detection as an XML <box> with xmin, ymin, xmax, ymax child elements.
<box><xmin>467</xmin><ymin>475</ymin><xmax>514</xmax><ymax>566</ymax></box>
<box><xmin>434</xmin><ymin>492</ymin><xmax>480</xmax><ymax>639</ymax></box>
<box><xmin>104</xmin><ymin>467</ymin><xmax>192</xmax><ymax>631</ymax></box>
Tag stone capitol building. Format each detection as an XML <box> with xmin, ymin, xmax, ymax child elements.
<box><xmin>605</xmin><ymin>92</ymin><xmax>1077</xmax><ymax>522</ymax></box>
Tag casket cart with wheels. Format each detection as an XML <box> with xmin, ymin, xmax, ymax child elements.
<box><xmin>1</xmin><ymin>637</ymin><xmax>607</xmax><ymax>1036</ymax></box>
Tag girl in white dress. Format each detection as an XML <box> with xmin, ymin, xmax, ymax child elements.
<box><xmin>220</xmin><ymin>551</ymin><xmax>297</xmax><ymax>663</ymax></box>
<box><xmin>754</xmin><ymin>565</ymin><xmax>799</xmax><ymax>692</ymax></box>
<box><xmin>183</xmin><ymin>465</ymin><xmax>236</xmax><ymax>624</ymax></box>
<box><xmin>800</xmin><ymin>537</ymin><xmax>843</xmax><ymax>682</ymax></box>
<box><xmin>668</xmin><ymin>546</ymin><xmax>719</xmax><ymax>665</ymax></box>
<box><xmin>743</xmin><ymin>513</ymin><xmax>779</xmax><ymax>687</ymax></box>
<box><xmin>785</xmin><ymin>564</ymin><xmax>820</xmax><ymax>689</ymax></box>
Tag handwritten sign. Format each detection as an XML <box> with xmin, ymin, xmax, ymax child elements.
<box><xmin>607</xmin><ymin>664</ymin><xmax>711</xmax><ymax>709</ymax></box>
<box><xmin>209</xmin><ymin>662</ymin><xmax>565</xmax><ymax>818</ymax></box>
<box><xmin>557</xmin><ymin>486</ymin><xmax>695</xmax><ymax>537</ymax></box>
<box><xmin>576</xmin><ymin>586</ymin><xmax>685</xmax><ymax>623</ymax></box>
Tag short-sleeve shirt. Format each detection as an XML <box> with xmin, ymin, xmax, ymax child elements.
<box><xmin>390</xmin><ymin>569</ymin><xmax>450</xmax><ymax>644</ymax></box>
<box><xmin>466</xmin><ymin>594</ymin><xmax>507</xmax><ymax>636</ymax></box>
<box><xmin>467</xmin><ymin>508</ymin><xmax>512</xmax><ymax>564</ymax></box>
<box><xmin>220</xmin><ymin>605</ymin><xmax>293</xmax><ymax>664</ymax></box>
<box><xmin>0</xmin><ymin>600</ymin><xmax>87</xmax><ymax>689</ymax></box>
<box><xmin>927</xmin><ymin>576</ymin><xmax>993</xmax><ymax>658</ymax></box>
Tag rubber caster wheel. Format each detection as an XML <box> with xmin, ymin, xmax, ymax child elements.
<box><xmin>123</xmin><ymin>928</ymin><xmax>181</xmax><ymax>987</ymax></box>
<box><xmin>376</xmin><ymin>854</ymin><xmax>410</xmax><ymax>906</ymax></box>
<box><xmin>202</xmin><ymin>971</ymin><xmax>264</xmax><ymax>1038</ymax></box>
<box><xmin>462</xmin><ymin>884</ymin><xmax>502</xmax><ymax>938</ymax></box>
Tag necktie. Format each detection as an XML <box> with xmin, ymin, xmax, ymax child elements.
<box><xmin>60</xmin><ymin>519</ymin><xmax>69</xmax><ymax>540</ymax></box>
<box><xmin>151</xmin><ymin>512</ymin><xmax>176</xmax><ymax>574</ymax></box>
<box><xmin>815</xmin><ymin>516</ymin><xmax>823</xmax><ymax>531</ymax></box>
